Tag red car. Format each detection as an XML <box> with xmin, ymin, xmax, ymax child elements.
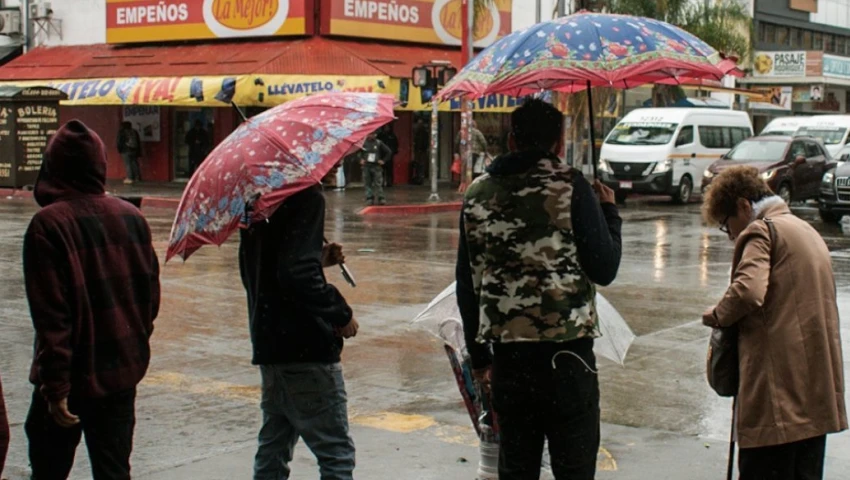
<box><xmin>702</xmin><ymin>136</ymin><xmax>834</xmax><ymax>203</ymax></box>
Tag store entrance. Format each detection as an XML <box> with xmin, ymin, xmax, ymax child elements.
<box><xmin>173</xmin><ymin>108</ymin><xmax>215</xmax><ymax>180</ymax></box>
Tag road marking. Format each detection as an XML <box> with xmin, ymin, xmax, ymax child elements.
<box><xmin>142</xmin><ymin>371</ymin><xmax>616</xmax><ymax>470</ymax></box>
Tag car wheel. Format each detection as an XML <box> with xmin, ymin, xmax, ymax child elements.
<box><xmin>672</xmin><ymin>175</ymin><xmax>693</xmax><ymax>204</ymax></box>
<box><xmin>615</xmin><ymin>190</ymin><xmax>627</xmax><ymax>205</ymax></box>
<box><xmin>819</xmin><ymin>209</ymin><xmax>841</xmax><ymax>223</ymax></box>
<box><xmin>777</xmin><ymin>183</ymin><xmax>792</xmax><ymax>204</ymax></box>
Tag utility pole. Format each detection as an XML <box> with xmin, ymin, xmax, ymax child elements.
<box><xmin>458</xmin><ymin>0</ymin><xmax>475</xmax><ymax>192</ymax></box>
<box><xmin>536</xmin><ymin>0</ymin><xmax>542</xmax><ymax>22</ymax></box>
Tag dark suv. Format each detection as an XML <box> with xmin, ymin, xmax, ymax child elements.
<box><xmin>702</xmin><ymin>136</ymin><xmax>833</xmax><ymax>203</ymax></box>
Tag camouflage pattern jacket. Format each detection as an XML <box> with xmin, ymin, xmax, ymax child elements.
<box><xmin>456</xmin><ymin>150</ymin><xmax>622</xmax><ymax>368</ymax></box>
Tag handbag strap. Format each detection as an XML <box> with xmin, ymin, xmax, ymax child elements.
<box><xmin>762</xmin><ymin>217</ymin><xmax>778</xmax><ymax>264</ymax></box>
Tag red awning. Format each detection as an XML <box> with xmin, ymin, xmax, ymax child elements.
<box><xmin>0</xmin><ymin>37</ymin><xmax>464</xmax><ymax>81</ymax></box>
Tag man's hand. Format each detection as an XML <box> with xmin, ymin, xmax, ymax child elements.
<box><xmin>360</xmin><ymin>160</ymin><xmax>366</xmax><ymax>166</ymax></box>
<box><xmin>472</xmin><ymin>366</ymin><xmax>492</xmax><ymax>393</ymax></box>
<box><xmin>322</xmin><ymin>243</ymin><xmax>345</xmax><ymax>268</ymax></box>
<box><xmin>48</xmin><ymin>398</ymin><xmax>80</xmax><ymax>428</ymax></box>
<box><xmin>593</xmin><ymin>180</ymin><xmax>616</xmax><ymax>205</ymax></box>
<box><xmin>702</xmin><ymin>307</ymin><xmax>719</xmax><ymax>327</ymax></box>
<box><xmin>337</xmin><ymin>317</ymin><xmax>359</xmax><ymax>338</ymax></box>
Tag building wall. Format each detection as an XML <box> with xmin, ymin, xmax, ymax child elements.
<box><xmin>5</xmin><ymin>0</ymin><xmax>105</xmax><ymax>46</ymax></box>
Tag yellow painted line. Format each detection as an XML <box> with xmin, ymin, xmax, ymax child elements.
<box><xmin>351</xmin><ymin>412</ymin><xmax>436</xmax><ymax>433</ymax></box>
<box><xmin>598</xmin><ymin>446</ymin><xmax>618</xmax><ymax>471</ymax></box>
<box><xmin>142</xmin><ymin>371</ymin><xmax>616</xmax><ymax>470</ymax></box>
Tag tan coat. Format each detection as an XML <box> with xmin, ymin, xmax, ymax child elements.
<box><xmin>714</xmin><ymin>201</ymin><xmax>847</xmax><ymax>449</ymax></box>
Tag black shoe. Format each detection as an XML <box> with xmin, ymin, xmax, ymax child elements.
<box><xmin>378</xmin><ymin>199</ymin><xmax>387</xmax><ymax>206</ymax></box>
<box><xmin>366</xmin><ymin>199</ymin><xmax>375</xmax><ymax>206</ymax></box>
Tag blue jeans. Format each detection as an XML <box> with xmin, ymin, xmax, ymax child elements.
<box><xmin>254</xmin><ymin>363</ymin><xmax>355</xmax><ymax>480</ymax></box>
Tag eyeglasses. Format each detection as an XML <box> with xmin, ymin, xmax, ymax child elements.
<box><xmin>719</xmin><ymin>215</ymin><xmax>730</xmax><ymax>234</ymax></box>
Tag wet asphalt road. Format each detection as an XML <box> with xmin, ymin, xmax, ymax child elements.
<box><xmin>0</xmin><ymin>188</ymin><xmax>848</xmax><ymax>479</ymax></box>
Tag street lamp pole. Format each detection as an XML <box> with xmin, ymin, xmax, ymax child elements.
<box><xmin>412</xmin><ymin>62</ymin><xmax>457</xmax><ymax>202</ymax></box>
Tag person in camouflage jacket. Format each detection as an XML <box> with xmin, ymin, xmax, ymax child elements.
<box><xmin>456</xmin><ymin>99</ymin><xmax>622</xmax><ymax>480</ymax></box>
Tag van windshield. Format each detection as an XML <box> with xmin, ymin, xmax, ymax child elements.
<box><xmin>724</xmin><ymin>139</ymin><xmax>789</xmax><ymax>162</ymax></box>
<box><xmin>796</xmin><ymin>126</ymin><xmax>847</xmax><ymax>145</ymax></box>
<box><xmin>605</xmin><ymin>122</ymin><xmax>678</xmax><ymax>145</ymax></box>
<box><xmin>761</xmin><ymin>130</ymin><xmax>796</xmax><ymax>136</ymax></box>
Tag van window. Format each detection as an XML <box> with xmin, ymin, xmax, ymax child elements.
<box><xmin>605</xmin><ymin>122</ymin><xmax>679</xmax><ymax>145</ymax></box>
<box><xmin>699</xmin><ymin>126</ymin><xmax>750</xmax><ymax>149</ymax></box>
<box><xmin>796</xmin><ymin>126</ymin><xmax>847</xmax><ymax>145</ymax></box>
<box><xmin>675</xmin><ymin>126</ymin><xmax>694</xmax><ymax>146</ymax></box>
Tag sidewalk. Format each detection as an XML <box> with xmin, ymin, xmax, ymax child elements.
<box><xmin>0</xmin><ymin>182</ymin><xmax>465</xmax><ymax>213</ymax></box>
<box><xmin>134</xmin><ymin>421</ymin><xmax>850</xmax><ymax>480</ymax></box>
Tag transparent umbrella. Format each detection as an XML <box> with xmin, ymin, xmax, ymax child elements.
<box><xmin>411</xmin><ymin>283</ymin><xmax>634</xmax><ymax>480</ymax></box>
<box><xmin>412</xmin><ymin>282</ymin><xmax>635</xmax><ymax>366</ymax></box>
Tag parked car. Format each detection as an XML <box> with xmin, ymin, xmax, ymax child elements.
<box><xmin>818</xmin><ymin>161</ymin><xmax>850</xmax><ymax>222</ymax></box>
<box><xmin>702</xmin><ymin>136</ymin><xmax>834</xmax><ymax>204</ymax></box>
<box><xmin>599</xmin><ymin>107</ymin><xmax>753</xmax><ymax>204</ymax></box>
<box><xmin>832</xmin><ymin>144</ymin><xmax>850</xmax><ymax>163</ymax></box>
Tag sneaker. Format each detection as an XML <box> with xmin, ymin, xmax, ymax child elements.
<box><xmin>123</xmin><ymin>179</ymin><xmax>133</xmax><ymax>185</ymax></box>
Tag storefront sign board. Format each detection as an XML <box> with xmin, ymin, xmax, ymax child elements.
<box><xmin>323</xmin><ymin>0</ymin><xmax>511</xmax><ymax>47</ymax></box>
<box><xmin>106</xmin><ymin>0</ymin><xmax>311</xmax><ymax>44</ymax></box>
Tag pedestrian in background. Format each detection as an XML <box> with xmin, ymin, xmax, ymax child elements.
<box><xmin>412</xmin><ymin>117</ymin><xmax>429</xmax><ymax>185</ymax></box>
<box><xmin>239</xmin><ymin>164</ymin><xmax>359</xmax><ymax>480</ymax></box>
<box><xmin>360</xmin><ymin>132</ymin><xmax>392</xmax><ymax>206</ymax></box>
<box><xmin>456</xmin><ymin>120</ymin><xmax>490</xmax><ymax>179</ymax></box>
<box><xmin>24</xmin><ymin>120</ymin><xmax>161</xmax><ymax>480</ymax></box>
<box><xmin>117</xmin><ymin>121</ymin><xmax>142</xmax><ymax>185</ymax></box>
<box><xmin>185</xmin><ymin>120</ymin><xmax>210</xmax><ymax>176</ymax></box>
<box><xmin>456</xmin><ymin>99</ymin><xmax>622</xmax><ymax>480</ymax></box>
<box><xmin>702</xmin><ymin>166</ymin><xmax>847</xmax><ymax>480</ymax></box>
<box><xmin>377</xmin><ymin>124</ymin><xmax>398</xmax><ymax>187</ymax></box>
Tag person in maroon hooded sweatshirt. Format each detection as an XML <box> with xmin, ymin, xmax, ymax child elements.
<box><xmin>22</xmin><ymin>120</ymin><xmax>160</xmax><ymax>480</ymax></box>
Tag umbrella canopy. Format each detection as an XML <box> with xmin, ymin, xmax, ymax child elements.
<box><xmin>166</xmin><ymin>93</ymin><xmax>395</xmax><ymax>261</ymax></box>
<box><xmin>436</xmin><ymin>11</ymin><xmax>742</xmax><ymax>100</ymax></box>
<box><xmin>412</xmin><ymin>282</ymin><xmax>635</xmax><ymax>366</ymax></box>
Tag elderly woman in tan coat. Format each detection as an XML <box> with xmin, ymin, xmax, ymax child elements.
<box><xmin>702</xmin><ymin>166</ymin><xmax>847</xmax><ymax>479</ymax></box>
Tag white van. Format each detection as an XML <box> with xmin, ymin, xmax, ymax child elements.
<box><xmin>760</xmin><ymin>116</ymin><xmax>810</xmax><ymax>136</ymax></box>
<box><xmin>599</xmin><ymin>108</ymin><xmax>753</xmax><ymax>204</ymax></box>
<box><xmin>794</xmin><ymin>115</ymin><xmax>850</xmax><ymax>157</ymax></box>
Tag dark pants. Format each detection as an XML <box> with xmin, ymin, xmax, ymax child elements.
<box><xmin>383</xmin><ymin>157</ymin><xmax>394</xmax><ymax>187</ymax></box>
<box><xmin>25</xmin><ymin>388</ymin><xmax>137</xmax><ymax>480</ymax></box>
<box><xmin>739</xmin><ymin>435</ymin><xmax>826</xmax><ymax>480</ymax></box>
<box><xmin>0</xmin><ymin>375</ymin><xmax>9</xmax><ymax>477</ymax></box>
<box><xmin>491</xmin><ymin>339</ymin><xmax>600</xmax><ymax>480</ymax></box>
<box><xmin>120</xmin><ymin>153</ymin><xmax>141</xmax><ymax>182</ymax></box>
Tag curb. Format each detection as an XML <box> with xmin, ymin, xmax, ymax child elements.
<box><xmin>359</xmin><ymin>202</ymin><xmax>462</xmax><ymax>215</ymax></box>
<box><xmin>0</xmin><ymin>188</ymin><xmax>181</xmax><ymax>209</ymax></box>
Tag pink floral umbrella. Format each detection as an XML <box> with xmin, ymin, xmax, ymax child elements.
<box><xmin>166</xmin><ymin>92</ymin><xmax>395</xmax><ymax>261</ymax></box>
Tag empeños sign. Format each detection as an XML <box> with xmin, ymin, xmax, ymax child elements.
<box><xmin>323</xmin><ymin>0</ymin><xmax>511</xmax><ymax>47</ymax></box>
<box><xmin>106</xmin><ymin>0</ymin><xmax>311</xmax><ymax>44</ymax></box>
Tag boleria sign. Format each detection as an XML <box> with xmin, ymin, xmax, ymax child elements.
<box><xmin>322</xmin><ymin>0</ymin><xmax>511</xmax><ymax>47</ymax></box>
<box><xmin>106</xmin><ymin>0</ymin><xmax>311</xmax><ymax>44</ymax></box>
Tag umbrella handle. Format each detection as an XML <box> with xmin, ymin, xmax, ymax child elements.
<box><xmin>231</xmin><ymin>102</ymin><xmax>248</xmax><ymax>122</ymax></box>
<box><xmin>323</xmin><ymin>237</ymin><xmax>357</xmax><ymax>288</ymax></box>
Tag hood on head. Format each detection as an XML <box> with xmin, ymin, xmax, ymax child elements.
<box><xmin>34</xmin><ymin>119</ymin><xmax>107</xmax><ymax>207</ymax></box>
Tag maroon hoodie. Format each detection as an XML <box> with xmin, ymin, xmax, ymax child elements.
<box><xmin>24</xmin><ymin>120</ymin><xmax>160</xmax><ymax>401</ymax></box>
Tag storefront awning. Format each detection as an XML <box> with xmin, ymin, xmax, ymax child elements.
<box><xmin>0</xmin><ymin>37</ymin><xmax>466</xmax><ymax>108</ymax></box>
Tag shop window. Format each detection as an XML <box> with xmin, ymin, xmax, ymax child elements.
<box><xmin>825</xmin><ymin>34</ymin><xmax>835</xmax><ymax>52</ymax></box>
<box><xmin>838</xmin><ymin>36</ymin><xmax>847</xmax><ymax>55</ymax></box>
<box><xmin>777</xmin><ymin>26</ymin><xmax>790</xmax><ymax>46</ymax></box>
<box><xmin>803</xmin><ymin>30</ymin><xmax>813</xmax><ymax>49</ymax></box>
<box><xmin>790</xmin><ymin>28</ymin><xmax>803</xmax><ymax>48</ymax></box>
<box><xmin>766</xmin><ymin>24</ymin><xmax>777</xmax><ymax>44</ymax></box>
<box><xmin>757</xmin><ymin>23</ymin><xmax>767</xmax><ymax>43</ymax></box>
<box><xmin>814</xmin><ymin>32</ymin><xmax>824</xmax><ymax>50</ymax></box>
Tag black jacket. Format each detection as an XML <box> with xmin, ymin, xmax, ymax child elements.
<box><xmin>239</xmin><ymin>186</ymin><xmax>353</xmax><ymax>365</ymax></box>
<box><xmin>456</xmin><ymin>150</ymin><xmax>623</xmax><ymax>369</ymax></box>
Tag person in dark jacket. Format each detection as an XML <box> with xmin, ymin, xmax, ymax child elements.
<box><xmin>23</xmin><ymin>120</ymin><xmax>161</xmax><ymax>480</ymax></box>
<box><xmin>239</xmin><ymin>173</ymin><xmax>359</xmax><ymax>480</ymax></box>
<box><xmin>116</xmin><ymin>121</ymin><xmax>142</xmax><ymax>185</ymax></box>
<box><xmin>456</xmin><ymin>100</ymin><xmax>622</xmax><ymax>480</ymax></box>
<box><xmin>359</xmin><ymin>133</ymin><xmax>393</xmax><ymax>205</ymax></box>
<box><xmin>377</xmin><ymin>124</ymin><xmax>399</xmax><ymax>187</ymax></box>
<box><xmin>185</xmin><ymin>120</ymin><xmax>210</xmax><ymax>176</ymax></box>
